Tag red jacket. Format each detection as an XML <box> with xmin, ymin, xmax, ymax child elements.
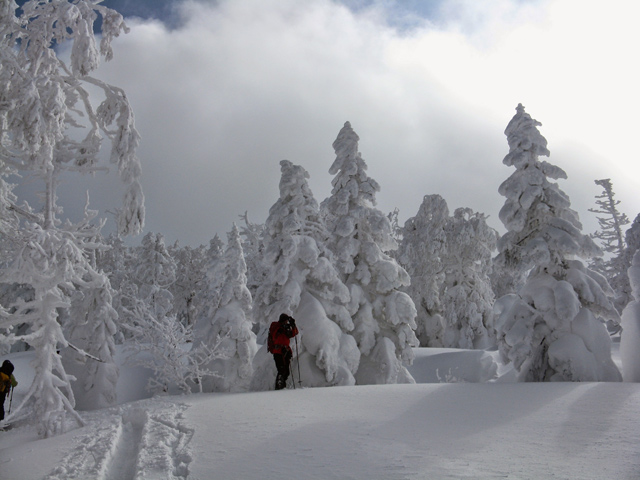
<box><xmin>268</xmin><ymin>320</ymin><xmax>299</xmax><ymax>355</ymax></box>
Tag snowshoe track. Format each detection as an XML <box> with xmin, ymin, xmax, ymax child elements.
<box><xmin>45</xmin><ymin>400</ymin><xmax>194</xmax><ymax>480</ymax></box>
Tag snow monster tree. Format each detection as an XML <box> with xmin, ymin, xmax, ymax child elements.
<box><xmin>493</xmin><ymin>104</ymin><xmax>620</xmax><ymax>382</ymax></box>
<box><xmin>323</xmin><ymin>122</ymin><xmax>418</xmax><ymax>384</ymax></box>
<box><xmin>252</xmin><ymin>160</ymin><xmax>360</xmax><ymax>389</ymax></box>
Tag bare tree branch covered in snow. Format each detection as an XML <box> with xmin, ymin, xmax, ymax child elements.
<box><xmin>0</xmin><ymin>0</ymin><xmax>144</xmax><ymax>436</ymax></box>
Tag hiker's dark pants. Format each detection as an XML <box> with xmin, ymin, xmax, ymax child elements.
<box><xmin>0</xmin><ymin>392</ymin><xmax>6</xmax><ymax>421</ymax></box>
<box><xmin>273</xmin><ymin>351</ymin><xmax>292</xmax><ymax>390</ymax></box>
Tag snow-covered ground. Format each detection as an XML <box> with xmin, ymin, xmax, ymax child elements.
<box><xmin>1</xmin><ymin>344</ymin><xmax>639</xmax><ymax>480</ymax></box>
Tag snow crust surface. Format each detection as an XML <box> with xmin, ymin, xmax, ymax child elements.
<box><xmin>1</xmin><ymin>346</ymin><xmax>639</xmax><ymax>480</ymax></box>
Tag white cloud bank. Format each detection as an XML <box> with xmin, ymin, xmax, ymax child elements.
<box><xmin>44</xmin><ymin>0</ymin><xmax>640</xmax><ymax>246</ymax></box>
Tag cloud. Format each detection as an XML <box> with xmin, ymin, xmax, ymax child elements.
<box><xmin>41</xmin><ymin>0</ymin><xmax>640</xmax><ymax>246</ymax></box>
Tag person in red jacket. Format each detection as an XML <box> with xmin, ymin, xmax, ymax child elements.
<box><xmin>268</xmin><ymin>314</ymin><xmax>299</xmax><ymax>390</ymax></box>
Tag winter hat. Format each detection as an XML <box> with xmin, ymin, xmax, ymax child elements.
<box><xmin>1</xmin><ymin>360</ymin><xmax>13</xmax><ymax>375</ymax></box>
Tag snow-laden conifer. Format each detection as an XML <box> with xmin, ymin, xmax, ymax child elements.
<box><xmin>399</xmin><ymin>196</ymin><xmax>497</xmax><ymax>349</ymax></box>
<box><xmin>237</xmin><ymin>212</ymin><xmax>266</xmax><ymax>298</ymax></box>
<box><xmin>252</xmin><ymin>160</ymin><xmax>359</xmax><ymax>389</ymax></box>
<box><xmin>621</xmin><ymin>251</ymin><xmax>640</xmax><ymax>382</ymax></box>
<box><xmin>610</xmin><ymin>213</ymin><xmax>640</xmax><ymax>316</ymax></box>
<box><xmin>324</xmin><ymin>122</ymin><xmax>417</xmax><ymax>384</ymax></box>
<box><xmin>63</xmin><ymin>276</ymin><xmax>119</xmax><ymax>410</ymax></box>
<box><xmin>193</xmin><ymin>224</ymin><xmax>257</xmax><ymax>392</ymax></box>
<box><xmin>494</xmin><ymin>104</ymin><xmax>620</xmax><ymax>382</ymax></box>
<box><xmin>588</xmin><ymin>179</ymin><xmax>630</xmax><ymax>315</ymax></box>
<box><xmin>134</xmin><ymin>232</ymin><xmax>176</xmax><ymax>320</ymax></box>
<box><xmin>441</xmin><ymin>207</ymin><xmax>497</xmax><ymax>349</ymax></box>
<box><xmin>398</xmin><ymin>194</ymin><xmax>449</xmax><ymax>347</ymax></box>
<box><xmin>169</xmin><ymin>242</ymin><xmax>207</xmax><ymax>328</ymax></box>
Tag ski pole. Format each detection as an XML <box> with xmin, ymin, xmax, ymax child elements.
<box><xmin>295</xmin><ymin>335</ymin><xmax>302</xmax><ymax>387</ymax></box>
<box><xmin>8</xmin><ymin>385</ymin><xmax>13</xmax><ymax>415</ymax></box>
<box><xmin>289</xmin><ymin>355</ymin><xmax>296</xmax><ymax>389</ymax></box>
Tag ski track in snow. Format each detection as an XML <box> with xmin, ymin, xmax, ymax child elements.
<box><xmin>44</xmin><ymin>400</ymin><xmax>194</xmax><ymax>480</ymax></box>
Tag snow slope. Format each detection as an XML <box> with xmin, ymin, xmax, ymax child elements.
<box><xmin>1</xmin><ymin>346</ymin><xmax>639</xmax><ymax>480</ymax></box>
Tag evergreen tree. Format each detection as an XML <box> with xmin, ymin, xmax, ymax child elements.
<box><xmin>324</xmin><ymin>122</ymin><xmax>417</xmax><ymax>384</ymax></box>
<box><xmin>398</xmin><ymin>194</ymin><xmax>449</xmax><ymax>347</ymax></box>
<box><xmin>589</xmin><ymin>179</ymin><xmax>630</xmax><ymax>314</ymax></box>
<box><xmin>621</xmin><ymin>251</ymin><xmax>640</xmax><ymax>382</ymax></box>
<box><xmin>132</xmin><ymin>232</ymin><xmax>176</xmax><ymax>323</ymax></box>
<box><xmin>169</xmin><ymin>242</ymin><xmax>207</xmax><ymax>328</ymax></box>
<box><xmin>237</xmin><ymin>212</ymin><xmax>266</xmax><ymax>298</ymax></box>
<box><xmin>399</xmin><ymin>196</ymin><xmax>497</xmax><ymax>349</ymax></box>
<box><xmin>194</xmin><ymin>224</ymin><xmax>257</xmax><ymax>392</ymax></box>
<box><xmin>441</xmin><ymin>207</ymin><xmax>497</xmax><ymax>349</ymax></box>
<box><xmin>589</xmin><ymin>179</ymin><xmax>629</xmax><ymax>261</ymax></box>
<box><xmin>252</xmin><ymin>160</ymin><xmax>359</xmax><ymax>389</ymax></box>
<box><xmin>63</xmin><ymin>274</ymin><xmax>119</xmax><ymax>410</ymax></box>
<box><xmin>0</xmin><ymin>0</ymin><xmax>143</xmax><ymax>436</ymax></box>
<box><xmin>494</xmin><ymin>104</ymin><xmax>620</xmax><ymax>382</ymax></box>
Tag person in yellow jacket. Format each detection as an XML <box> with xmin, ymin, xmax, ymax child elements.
<box><xmin>0</xmin><ymin>360</ymin><xmax>17</xmax><ymax>422</ymax></box>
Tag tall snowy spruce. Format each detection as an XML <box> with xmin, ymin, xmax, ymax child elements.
<box><xmin>0</xmin><ymin>0</ymin><xmax>144</xmax><ymax>436</ymax></box>
<box><xmin>193</xmin><ymin>224</ymin><xmax>257</xmax><ymax>392</ymax></box>
<box><xmin>251</xmin><ymin>160</ymin><xmax>359</xmax><ymax>390</ymax></box>
<box><xmin>493</xmin><ymin>104</ymin><xmax>620</xmax><ymax>382</ymax></box>
<box><xmin>323</xmin><ymin>122</ymin><xmax>418</xmax><ymax>384</ymax></box>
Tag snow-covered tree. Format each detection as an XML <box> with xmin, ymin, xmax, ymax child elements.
<box><xmin>189</xmin><ymin>234</ymin><xmax>224</xmax><ymax>331</ymax></box>
<box><xmin>588</xmin><ymin>179</ymin><xmax>630</xmax><ymax>314</ymax></box>
<box><xmin>610</xmin><ymin>213</ymin><xmax>640</xmax><ymax>316</ymax></box>
<box><xmin>95</xmin><ymin>233</ymin><xmax>133</xmax><ymax>342</ymax></box>
<box><xmin>493</xmin><ymin>104</ymin><xmax>620</xmax><ymax>382</ymax></box>
<box><xmin>589</xmin><ymin>179</ymin><xmax>629</xmax><ymax>262</ymax></box>
<box><xmin>237</xmin><ymin>212</ymin><xmax>266</xmax><ymax>298</ymax></box>
<box><xmin>133</xmin><ymin>232</ymin><xmax>176</xmax><ymax>320</ymax></box>
<box><xmin>0</xmin><ymin>0</ymin><xmax>143</xmax><ymax>436</ymax></box>
<box><xmin>252</xmin><ymin>160</ymin><xmax>359</xmax><ymax>389</ymax></box>
<box><xmin>323</xmin><ymin>122</ymin><xmax>417</xmax><ymax>384</ymax></box>
<box><xmin>169</xmin><ymin>242</ymin><xmax>207</xmax><ymax>328</ymax></box>
<box><xmin>621</xmin><ymin>251</ymin><xmax>640</xmax><ymax>382</ymax></box>
<box><xmin>0</xmin><ymin>218</ymin><xmax>120</xmax><ymax>434</ymax></box>
<box><xmin>193</xmin><ymin>224</ymin><xmax>257</xmax><ymax>392</ymax></box>
<box><xmin>399</xmin><ymin>196</ymin><xmax>497</xmax><ymax>349</ymax></box>
<box><xmin>441</xmin><ymin>207</ymin><xmax>497</xmax><ymax>349</ymax></box>
<box><xmin>62</xmin><ymin>273</ymin><xmax>118</xmax><ymax>410</ymax></box>
<box><xmin>398</xmin><ymin>194</ymin><xmax>449</xmax><ymax>347</ymax></box>
<box><xmin>121</xmin><ymin>233</ymin><xmax>224</xmax><ymax>394</ymax></box>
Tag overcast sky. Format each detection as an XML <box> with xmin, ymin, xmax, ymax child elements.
<box><xmin>18</xmin><ymin>0</ymin><xmax>640</xmax><ymax>247</ymax></box>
